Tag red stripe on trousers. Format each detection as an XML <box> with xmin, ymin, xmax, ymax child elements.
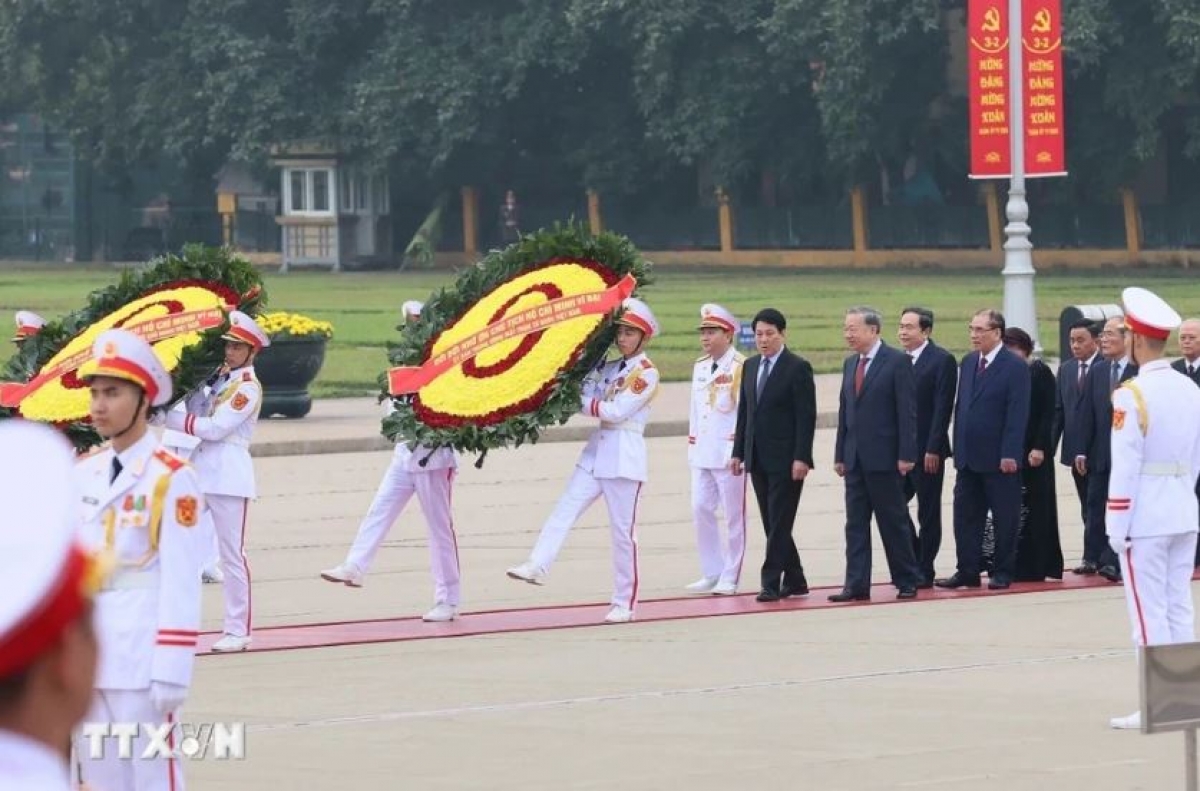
<box><xmin>627</xmin><ymin>483</ymin><xmax>642</xmax><ymax>610</ymax></box>
<box><xmin>446</xmin><ymin>468</ymin><xmax>460</xmax><ymax>571</ymax></box>
<box><xmin>239</xmin><ymin>499</ymin><xmax>252</xmax><ymax>635</ymax></box>
<box><xmin>167</xmin><ymin>712</ymin><xmax>177</xmax><ymax>791</ymax></box>
<box><xmin>1126</xmin><ymin>546</ymin><xmax>1150</xmax><ymax>646</ymax></box>
<box><xmin>734</xmin><ymin>472</ymin><xmax>748</xmax><ymax>583</ymax></box>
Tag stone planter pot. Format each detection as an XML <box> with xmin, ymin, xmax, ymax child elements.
<box><xmin>255</xmin><ymin>336</ymin><xmax>327</xmax><ymax>419</ymax></box>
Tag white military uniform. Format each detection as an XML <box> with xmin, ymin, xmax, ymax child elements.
<box><xmin>688</xmin><ymin>306</ymin><xmax>747</xmax><ymax>591</ymax></box>
<box><xmin>161</xmin><ymin>404</ymin><xmax>219</xmax><ymax>577</ymax></box>
<box><xmin>336</xmin><ymin>400</ymin><xmax>460</xmax><ymax>606</ymax></box>
<box><xmin>1107</xmin><ymin>295</ymin><xmax>1200</xmax><ymax>649</ymax></box>
<box><xmin>165</xmin><ymin>311</ymin><xmax>264</xmax><ymax>644</ymax></box>
<box><xmin>519</xmin><ymin>298</ymin><xmax>661</xmax><ymax>619</ymax></box>
<box><xmin>71</xmin><ymin>330</ymin><xmax>204</xmax><ymax>791</ymax></box>
<box><xmin>0</xmin><ymin>421</ymin><xmax>106</xmax><ymax>791</ymax></box>
<box><xmin>1105</xmin><ymin>288</ymin><xmax>1200</xmax><ymax>731</ymax></box>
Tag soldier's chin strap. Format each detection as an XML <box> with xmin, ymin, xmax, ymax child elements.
<box><xmin>109</xmin><ymin>391</ymin><xmax>147</xmax><ymax>442</ymax></box>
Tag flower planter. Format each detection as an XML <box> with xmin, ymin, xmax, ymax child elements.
<box><xmin>255</xmin><ymin>336</ymin><xmax>327</xmax><ymax>419</ymax></box>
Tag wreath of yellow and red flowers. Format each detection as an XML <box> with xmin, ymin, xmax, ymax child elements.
<box><xmin>0</xmin><ymin>245</ymin><xmax>265</xmax><ymax>452</ymax></box>
<box><xmin>381</xmin><ymin>223</ymin><xmax>652</xmax><ymax>460</ymax></box>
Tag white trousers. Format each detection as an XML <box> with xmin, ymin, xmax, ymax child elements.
<box><xmin>208</xmin><ymin>494</ymin><xmax>251</xmax><ymax>638</ymax></box>
<box><xmin>345</xmin><ymin>462</ymin><xmax>459</xmax><ymax>606</ymax></box>
<box><xmin>1119</xmin><ymin>533</ymin><xmax>1198</xmax><ymax>646</ymax></box>
<box><xmin>691</xmin><ymin>466</ymin><xmax>747</xmax><ymax>584</ymax></box>
<box><xmin>530</xmin><ymin>466</ymin><xmax>642</xmax><ymax>610</ymax></box>
<box><xmin>200</xmin><ymin>508</ymin><xmax>219</xmax><ymax>571</ymax></box>
<box><xmin>77</xmin><ymin>689</ymin><xmax>184</xmax><ymax>791</ymax></box>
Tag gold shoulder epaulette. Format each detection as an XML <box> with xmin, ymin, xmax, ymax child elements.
<box><xmin>695</xmin><ymin>354</ymin><xmax>712</xmax><ymax>363</ymax></box>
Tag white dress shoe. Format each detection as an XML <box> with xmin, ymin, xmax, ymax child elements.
<box><xmin>711</xmin><ymin>580</ymin><xmax>738</xmax><ymax>595</ymax></box>
<box><xmin>1110</xmin><ymin>711</ymin><xmax>1141</xmax><ymax>730</ymax></box>
<box><xmin>211</xmin><ymin>634</ymin><xmax>251</xmax><ymax>652</ymax></box>
<box><xmin>603</xmin><ymin>606</ymin><xmax>635</xmax><ymax>624</ymax></box>
<box><xmin>685</xmin><ymin>576</ymin><xmax>719</xmax><ymax>593</ymax></box>
<box><xmin>201</xmin><ymin>564</ymin><xmax>224</xmax><ymax>584</ymax></box>
<box><xmin>320</xmin><ymin>562</ymin><xmax>363</xmax><ymax>588</ymax></box>
<box><xmin>422</xmin><ymin>603</ymin><xmax>460</xmax><ymax>622</ymax></box>
<box><xmin>506</xmin><ymin>561</ymin><xmax>547</xmax><ymax>585</ymax></box>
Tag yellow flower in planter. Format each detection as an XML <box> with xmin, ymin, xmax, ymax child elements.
<box><xmin>257</xmin><ymin>312</ymin><xmax>334</xmax><ymax>342</ymax></box>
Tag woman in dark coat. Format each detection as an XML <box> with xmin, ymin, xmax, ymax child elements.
<box><xmin>1003</xmin><ymin>327</ymin><xmax>1064</xmax><ymax>581</ymax></box>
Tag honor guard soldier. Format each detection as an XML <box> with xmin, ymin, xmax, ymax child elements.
<box><xmin>164</xmin><ymin>310</ymin><xmax>267</xmax><ymax>652</ymax></box>
<box><xmin>73</xmin><ymin>329</ymin><xmax>205</xmax><ymax>791</ymax></box>
<box><xmin>507</xmin><ymin>297</ymin><xmax>661</xmax><ymax>623</ymax></box>
<box><xmin>1105</xmin><ymin>287</ymin><xmax>1200</xmax><ymax>730</ymax></box>
<box><xmin>160</xmin><ymin>406</ymin><xmax>219</xmax><ymax>584</ymax></box>
<box><xmin>0</xmin><ymin>421</ymin><xmax>106</xmax><ymax>791</ymax></box>
<box><xmin>320</xmin><ymin>300</ymin><xmax>462</xmax><ymax>623</ymax></box>
<box><xmin>685</xmin><ymin>303</ymin><xmax>747</xmax><ymax>595</ymax></box>
<box><xmin>12</xmin><ymin>310</ymin><xmax>46</xmax><ymax>346</ymax></box>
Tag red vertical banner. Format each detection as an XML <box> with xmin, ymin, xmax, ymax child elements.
<box><xmin>968</xmin><ymin>0</ymin><xmax>1011</xmax><ymax>178</ymax></box>
<box><xmin>1022</xmin><ymin>0</ymin><xmax>1067</xmax><ymax>176</ymax></box>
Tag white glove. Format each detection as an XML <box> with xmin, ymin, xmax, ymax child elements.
<box><xmin>1108</xmin><ymin>536</ymin><xmax>1129</xmax><ymax>559</ymax></box>
<box><xmin>149</xmin><ymin>681</ymin><xmax>188</xmax><ymax>715</ymax></box>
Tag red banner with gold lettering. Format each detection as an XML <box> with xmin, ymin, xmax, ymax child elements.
<box><xmin>968</xmin><ymin>0</ymin><xmax>1067</xmax><ymax>178</ymax></box>
<box><xmin>968</xmin><ymin>0</ymin><xmax>1011</xmax><ymax>178</ymax></box>
<box><xmin>1021</xmin><ymin>0</ymin><xmax>1066</xmax><ymax>176</ymax></box>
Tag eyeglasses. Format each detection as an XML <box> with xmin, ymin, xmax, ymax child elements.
<box><xmin>968</xmin><ymin>325</ymin><xmax>999</xmax><ymax>334</ymax></box>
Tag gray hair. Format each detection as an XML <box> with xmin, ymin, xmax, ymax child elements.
<box><xmin>846</xmin><ymin>306</ymin><xmax>882</xmax><ymax>331</ymax></box>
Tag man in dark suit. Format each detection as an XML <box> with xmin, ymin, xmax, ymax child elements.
<box><xmin>936</xmin><ymin>309</ymin><xmax>1030</xmax><ymax>591</ymax></box>
<box><xmin>730</xmin><ymin>308</ymin><xmax>817</xmax><ymax>602</ymax></box>
<box><xmin>1075</xmin><ymin>316</ymin><xmax>1137</xmax><ymax>582</ymax></box>
<box><xmin>897</xmin><ymin>307</ymin><xmax>957</xmax><ymax>587</ymax></box>
<box><xmin>1051</xmin><ymin>318</ymin><xmax>1100</xmax><ymax>534</ymax></box>
<box><xmin>1171</xmin><ymin>318</ymin><xmax>1200</xmax><ymax>564</ymax></box>
<box><xmin>1174</xmin><ymin>319</ymin><xmax>1200</xmax><ymax>385</ymax></box>
<box><xmin>830</xmin><ymin>307</ymin><xmax>922</xmax><ymax>601</ymax></box>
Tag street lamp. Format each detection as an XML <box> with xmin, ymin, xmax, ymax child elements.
<box><xmin>1001</xmin><ymin>0</ymin><xmax>1040</xmax><ymax>353</ymax></box>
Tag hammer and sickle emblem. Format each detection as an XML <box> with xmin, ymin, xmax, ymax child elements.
<box><xmin>982</xmin><ymin>7</ymin><xmax>1001</xmax><ymax>32</ymax></box>
<box><xmin>1032</xmin><ymin>8</ymin><xmax>1051</xmax><ymax>33</ymax></box>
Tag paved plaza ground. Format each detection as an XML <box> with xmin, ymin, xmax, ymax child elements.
<box><xmin>181</xmin><ymin>426</ymin><xmax>1188</xmax><ymax>790</ymax></box>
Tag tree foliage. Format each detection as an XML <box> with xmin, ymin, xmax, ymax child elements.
<box><xmin>3</xmin><ymin>0</ymin><xmax>1200</xmax><ymax>199</ymax></box>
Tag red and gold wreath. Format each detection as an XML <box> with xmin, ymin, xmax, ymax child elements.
<box><xmin>2</xmin><ymin>281</ymin><xmax>237</xmax><ymax>423</ymax></box>
<box><xmin>380</xmin><ymin>224</ymin><xmax>652</xmax><ymax>456</ymax></box>
<box><xmin>389</xmin><ymin>259</ymin><xmax>634</xmax><ymax>427</ymax></box>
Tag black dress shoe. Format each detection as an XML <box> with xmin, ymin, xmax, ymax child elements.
<box><xmin>934</xmin><ymin>572</ymin><xmax>982</xmax><ymax>589</ymax></box>
<box><xmin>828</xmin><ymin>590</ymin><xmax>870</xmax><ymax>603</ymax></box>
<box><xmin>1072</xmin><ymin>561</ymin><xmax>1098</xmax><ymax>575</ymax></box>
<box><xmin>1098</xmin><ymin>565</ymin><xmax>1123</xmax><ymax>583</ymax></box>
<box><xmin>987</xmin><ymin>577</ymin><xmax>1011</xmax><ymax>590</ymax></box>
<box><xmin>781</xmin><ymin>583</ymin><xmax>810</xmax><ymax>598</ymax></box>
<box><xmin>756</xmin><ymin>589</ymin><xmax>782</xmax><ymax>603</ymax></box>
<box><xmin>916</xmin><ymin>576</ymin><xmax>935</xmax><ymax>590</ymax></box>
<box><xmin>896</xmin><ymin>587</ymin><xmax>918</xmax><ymax>599</ymax></box>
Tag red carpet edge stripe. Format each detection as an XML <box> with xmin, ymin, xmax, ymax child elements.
<box><xmin>197</xmin><ymin>570</ymin><xmax>1191</xmax><ymax>656</ymax></box>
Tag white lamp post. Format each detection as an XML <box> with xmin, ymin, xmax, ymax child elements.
<box><xmin>1001</xmin><ymin>0</ymin><xmax>1040</xmax><ymax>352</ymax></box>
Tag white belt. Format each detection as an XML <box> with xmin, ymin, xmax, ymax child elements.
<box><xmin>600</xmin><ymin>421</ymin><xmax>645</xmax><ymax>434</ymax></box>
<box><xmin>1141</xmin><ymin>462</ymin><xmax>1192</xmax><ymax>477</ymax></box>
<box><xmin>100</xmin><ymin>570</ymin><xmax>159</xmax><ymax>593</ymax></box>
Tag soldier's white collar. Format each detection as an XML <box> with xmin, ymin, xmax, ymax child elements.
<box><xmin>112</xmin><ymin>428</ymin><xmax>159</xmax><ymax>474</ymax></box>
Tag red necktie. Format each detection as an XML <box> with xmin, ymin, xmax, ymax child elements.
<box><xmin>1077</xmin><ymin>361</ymin><xmax>1088</xmax><ymax>390</ymax></box>
<box><xmin>977</xmin><ymin>355</ymin><xmax>987</xmax><ymax>374</ymax></box>
<box><xmin>854</xmin><ymin>356</ymin><xmax>867</xmax><ymax>395</ymax></box>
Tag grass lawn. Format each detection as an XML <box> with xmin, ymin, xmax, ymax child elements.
<box><xmin>3</xmin><ymin>265</ymin><xmax>1198</xmax><ymax>397</ymax></box>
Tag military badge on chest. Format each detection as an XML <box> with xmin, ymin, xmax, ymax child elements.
<box><xmin>119</xmin><ymin>493</ymin><xmax>148</xmax><ymax>529</ymax></box>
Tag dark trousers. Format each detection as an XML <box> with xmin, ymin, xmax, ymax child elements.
<box><xmin>844</xmin><ymin>467</ymin><xmax>922</xmax><ymax>592</ymax></box>
<box><xmin>1084</xmin><ymin>470</ymin><xmax>1118</xmax><ymax>568</ymax></box>
<box><xmin>953</xmin><ymin>468</ymin><xmax>1022</xmax><ymax>579</ymax></box>
<box><xmin>1194</xmin><ymin>480</ymin><xmax>1200</xmax><ymax>566</ymax></box>
<box><xmin>905</xmin><ymin>464</ymin><xmax>946</xmax><ymax>581</ymax></box>
<box><xmin>750</xmin><ymin>467</ymin><xmax>806</xmax><ymax>592</ymax></box>
<box><xmin>1070</xmin><ymin>467</ymin><xmax>1088</xmax><ymax>526</ymax></box>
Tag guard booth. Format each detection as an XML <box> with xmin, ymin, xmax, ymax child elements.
<box><xmin>1058</xmin><ymin>304</ymin><xmax>1124</xmax><ymax>361</ymax></box>
<box><xmin>270</xmin><ymin>143</ymin><xmax>392</xmax><ymax>272</ymax></box>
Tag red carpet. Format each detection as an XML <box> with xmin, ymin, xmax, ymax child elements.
<box><xmin>197</xmin><ymin>572</ymin><xmax>1146</xmax><ymax>656</ymax></box>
